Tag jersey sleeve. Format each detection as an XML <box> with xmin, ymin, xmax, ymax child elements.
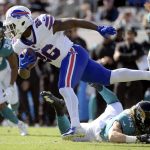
<box><xmin>12</xmin><ymin>38</ymin><xmax>27</xmax><ymax>54</ymax></box>
<box><xmin>39</xmin><ymin>14</ymin><xmax>55</xmax><ymax>33</ymax></box>
<box><xmin>102</xmin><ymin>110</ymin><xmax>136</xmax><ymax>141</ymax></box>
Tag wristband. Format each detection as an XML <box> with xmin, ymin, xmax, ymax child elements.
<box><xmin>125</xmin><ymin>135</ymin><xmax>137</xmax><ymax>143</ymax></box>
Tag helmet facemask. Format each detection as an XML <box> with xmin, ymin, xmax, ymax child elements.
<box><xmin>0</xmin><ymin>23</ymin><xmax>4</xmax><ymax>41</ymax></box>
<box><xmin>134</xmin><ymin>101</ymin><xmax>150</xmax><ymax>134</ymax></box>
<box><xmin>4</xmin><ymin>23</ymin><xmax>17</xmax><ymax>39</ymax></box>
<box><xmin>4</xmin><ymin>5</ymin><xmax>33</xmax><ymax>39</ymax></box>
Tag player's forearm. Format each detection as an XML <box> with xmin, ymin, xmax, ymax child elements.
<box><xmin>7</xmin><ymin>53</ymin><xmax>18</xmax><ymax>85</ymax></box>
<box><xmin>109</xmin><ymin>131</ymin><xmax>137</xmax><ymax>143</ymax></box>
<box><xmin>10</xmin><ymin>68</ymin><xmax>18</xmax><ymax>85</ymax></box>
<box><xmin>53</xmin><ymin>18</ymin><xmax>97</xmax><ymax>33</ymax></box>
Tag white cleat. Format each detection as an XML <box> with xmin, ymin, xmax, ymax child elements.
<box><xmin>18</xmin><ymin>121</ymin><xmax>28</xmax><ymax>136</ymax></box>
<box><xmin>62</xmin><ymin>126</ymin><xmax>85</xmax><ymax>141</ymax></box>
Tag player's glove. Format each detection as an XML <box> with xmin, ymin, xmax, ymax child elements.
<box><xmin>19</xmin><ymin>49</ymin><xmax>37</xmax><ymax>69</ymax></box>
<box><xmin>97</xmin><ymin>26</ymin><xmax>116</xmax><ymax>38</ymax></box>
<box><xmin>137</xmin><ymin>134</ymin><xmax>150</xmax><ymax>143</ymax></box>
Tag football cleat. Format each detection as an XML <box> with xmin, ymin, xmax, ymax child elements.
<box><xmin>89</xmin><ymin>83</ymin><xmax>103</xmax><ymax>91</ymax></box>
<box><xmin>40</xmin><ymin>91</ymin><xmax>65</xmax><ymax>108</ymax></box>
<box><xmin>18</xmin><ymin>121</ymin><xmax>28</xmax><ymax>136</ymax></box>
<box><xmin>62</xmin><ymin>126</ymin><xmax>85</xmax><ymax>141</ymax></box>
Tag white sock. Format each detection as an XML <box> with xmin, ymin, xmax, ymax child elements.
<box><xmin>59</xmin><ymin>87</ymin><xmax>80</xmax><ymax>128</ymax></box>
<box><xmin>110</xmin><ymin>68</ymin><xmax>150</xmax><ymax>84</ymax></box>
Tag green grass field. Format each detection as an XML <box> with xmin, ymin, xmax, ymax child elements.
<box><xmin>0</xmin><ymin>127</ymin><xmax>150</xmax><ymax>150</ymax></box>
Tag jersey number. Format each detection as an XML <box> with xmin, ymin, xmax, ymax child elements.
<box><xmin>38</xmin><ymin>44</ymin><xmax>60</xmax><ymax>62</ymax></box>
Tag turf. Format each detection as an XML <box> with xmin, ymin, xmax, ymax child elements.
<box><xmin>0</xmin><ymin>127</ymin><xmax>150</xmax><ymax>150</ymax></box>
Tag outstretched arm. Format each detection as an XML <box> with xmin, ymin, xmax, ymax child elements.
<box><xmin>109</xmin><ymin>121</ymin><xmax>150</xmax><ymax>143</ymax></box>
<box><xmin>7</xmin><ymin>52</ymin><xmax>18</xmax><ymax>85</ymax></box>
<box><xmin>108</xmin><ymin>121</ymin><xmax>137</xmax><ymax>143</ymax></box>
<box><xmin>53</xmin><ymin>18</ymin><xmax>97</xmax><ymax>33</ymax></box>
<box><xmin>53</xmin><ymin>18</ymin><xmax>116</xmax><ymax>38</ymax></box>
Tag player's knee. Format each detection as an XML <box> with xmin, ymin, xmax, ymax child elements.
<box><xmin>59</xmin><ymin>87</ymin><xmax>74</xmax><ymax>99</ymax></box>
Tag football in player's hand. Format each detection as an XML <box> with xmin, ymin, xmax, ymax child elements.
<box><xmin>18</xmin><ymin>68</ymin><xmax>30</xmax><ymax>79</ymax></box>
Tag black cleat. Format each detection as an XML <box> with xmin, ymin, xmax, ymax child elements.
<box><xmin>40</xmin><ymin>91</ymin><xmax>65</xmax><ymax>108</ymax></box>
<box><xmin>89</xmin><ymin>83</ymin><xmax>103</xmax><ymax>91</ymax></box>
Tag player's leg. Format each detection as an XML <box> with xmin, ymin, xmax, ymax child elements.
<box><xmin>0</xmin><ymin>70</ymin><xmax>28</xmax><ymax>136</ymax></box>
<box><xmin>90</xmin><ymin>83</ymin><xmax>119</xmax><ymax>104</ymax></box>
<box><xmin>2</xmin><ymin>66</ymin><xmax>19</xmax><ymax>114</ymax></box>
<box><xmin>0</xmin><ymin>102</ymin><xmax>27</xmax><ymax>136</ymax></box>
<box><xmin>8</xmin><ymin>83</ymin><xmax>19</xmax><ymax>114</ymax></box>
<box><xmin>80</xmin><ymin>84</ymin><xmax>123</xmax><ymax>141</ymax></box>
<box><xmin>40</xmin><ymin>91</ymin><xmax>71</xmax><ymax>134</ymax></box>
<box><xmin>0</xmin><ymin>103</ymin><xmax>19</xmax><ymax>125</ymax></box>
<box><xmin>110</xmin><ymin>68</ymin><xmax>150</xmax><ymax>84</ymax></box>
<box><xmin>40</xmin><ymin>91</ymin><xmax>94</xmax><ymax>142</ymax></box>
<box><xmin>58</xmin><ymin>45</ymin><xmax>89</xmax><ymax>129</ymax></box>
<box><xmin>81</xmin><ymin>59</ymin><xmax>111</xmax><ymax>85</ymax></box>
<box><xmin>91</xmin><ymin>83</ymin><xmax>123</xmax><ymax>116</ymax></box>
<box><xmin>82</xmin><ymin>59</ymin><xmax>150</xmax><ymax>85</ymax></box>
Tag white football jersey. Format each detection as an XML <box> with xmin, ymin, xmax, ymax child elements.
<box><xmin>13</xmin><ymin>14</ymin><xmax>73</xmax><ymax>68</ymax></box>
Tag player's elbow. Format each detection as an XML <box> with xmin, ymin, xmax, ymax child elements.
<box><xmin>108</xmin><ymin>131</ymin><xmax>121</xmax><ymax>143</ymax></box>
<box><xmin>108</xmin><ymin>132</ymin><xmax>116</xmax><ymax>142</ymax></box>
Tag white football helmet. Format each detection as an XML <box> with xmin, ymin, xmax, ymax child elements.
<box><xmin>4</xmin><ymin>5</ymin><xmax>33</xmax><ymax>39</ymax></box>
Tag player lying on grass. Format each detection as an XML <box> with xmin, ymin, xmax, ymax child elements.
<box><xmin>4</xmin><ymin>5</ymin><xmax>150</xmax><ymax>139</ymax></box>
<box><xmin>0</xmin><ymin>21</ymin><xmax>27</xmax><ymax>136</ymax></box>
<box><xmin>41</xmin><ymin>84</ymin><xmax>150</xmax><ymax>143</ymax></box>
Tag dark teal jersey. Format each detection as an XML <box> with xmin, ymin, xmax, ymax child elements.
<box><xmin>100</xmin><ymin>109</ymin><xmax>136</xmax><ymax>141</ymax></box>
<box><xmin>0</xmin><ymin>38</ymin><xmax>13</xmax><ymax>70</ymax></box>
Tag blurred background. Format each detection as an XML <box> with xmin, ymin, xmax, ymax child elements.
<box><xmin>0</xmin><ymin>0</ymin><xmax>150</xmax><ymax>126</ymax></box>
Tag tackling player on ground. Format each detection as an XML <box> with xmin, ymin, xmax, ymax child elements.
<box><xmin>4</xmin><ymin>5</ymin><xmax>150</xmax><ymax>138</ymax></box>
<box><xmin>0</xmin><ymin>21</ymin><xmax>27</xmax><ymax>135</ymax></box>
<box><xmin>41</xmin><ymin>84</ymin><xmax>150</xmax><ymax>143</ymax></box>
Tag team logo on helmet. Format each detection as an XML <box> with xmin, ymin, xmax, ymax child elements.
<box><xmin>11</xmin><ymin>10</ymin><xmax>30</xmax><ymax>19</ymax></box>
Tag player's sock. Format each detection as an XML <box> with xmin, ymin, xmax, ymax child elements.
<box><xmin>59</xmin><ymin>87</ymin><xmax>80</xmax><ymax>128</ymax></box>
<box><xmin>10</xmin><ymin>102</ymin><xmax>19</xmax><ymax>114</ymax></box>
<box><xmin>88</xmin><ymin>95</ymin><xmax>97</xmax><ymax>121</ymax></box>
<box><xmin>110</xmin><ymin>68</ymin><xmax>150</xmax><ymax>84</ymax></box>
<box><xmin>57</xmin><ymin>115</ymin><xmax>71</xmax><ymax>134</ymax></box>
<box><xmin>98</xmin><ymin>86</ymin><xmax>119</xmax><ymax>104</ymax></box>
<box><xmin>0</xmin><ymin>105</ymin><xmax>18</xmax><ymax>124</ymax></box>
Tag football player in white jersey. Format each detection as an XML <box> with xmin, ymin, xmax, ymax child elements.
<box><xmin>4</xmin><ymin>5</ymin><xmax>150</xmax><ymax>139</ymax></box>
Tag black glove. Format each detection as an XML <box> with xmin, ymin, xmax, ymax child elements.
<box><xmin>137</xmin><ymin>134</ymin><xmax>150</xmax><ymax>143</ymax></box>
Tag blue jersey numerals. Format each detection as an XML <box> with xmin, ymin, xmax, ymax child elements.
<box><xmin>35</xmin><ymin>18</ymin><xmax>42</xmax><ymax>28</ymax></box>
<box><xmin>37</xmin><ymin>44</ymin><xmax>60</xmax><ymax>62</ymax></box>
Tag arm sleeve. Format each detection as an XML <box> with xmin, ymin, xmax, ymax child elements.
<box><xmin>12</xmin><ymin>39</ymin><xmax>27</xmax><ymax>55</ymax></box>
<box><xmin>4</xmin><ymin>47</ymin><xmax>13</xmax><ymax>57</ymax></box>
<box><xmin>115</xmin><ymin>112</ymin><xmax>136</xmax><ymax>135</ymax></box>
<box><xmin>40</xmin><ymin>14</ymin><xmax>55</xmax><ymax>34</ymax></box>
<box><xmin>2</xmin><ymin>39</ymin><xmax>13</xmax><ymax>57</ymax></box>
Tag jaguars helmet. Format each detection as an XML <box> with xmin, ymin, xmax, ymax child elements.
<box><xmin>4</xmin><ymin>5</ymin><xmax>33</xmax><ymax>39</ymax></box>
<box><xmin>0</xmin><ymin>21</ymin><xmax>4</xmax><ymax>41</ymax></box>
<box><xmin>132</xmin><ymin>101</ymin><xmax>150</xmax><ymax>134</ymax></box>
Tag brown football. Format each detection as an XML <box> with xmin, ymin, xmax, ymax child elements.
<box><xmin>18</xmin><ymin>68</ymin><xmax>30</xmax><ymax>79</ymax></box>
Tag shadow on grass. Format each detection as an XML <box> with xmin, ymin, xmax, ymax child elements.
<box><xmin>0</xmin><ymin>133</ymin><xmax>60</xmax><ymax>138</ymax></box>
<box><xmin>27</xmin><ymin>134</ymin><xmax>60</xmax><ymax>138</ymax></box>
<box><xmin>86</xmin><ymin>142</ymin><xmax>150</xmax><ymax>148</ymax></box>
